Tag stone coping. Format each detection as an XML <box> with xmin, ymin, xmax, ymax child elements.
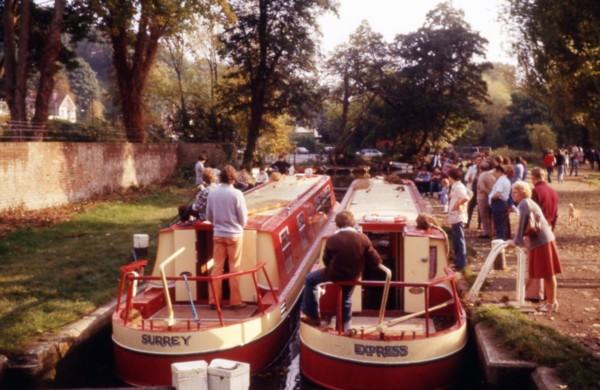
<box><xmin>5</xmin><ymin>298</ymin><xmax>117</xmax><ymax>377</ymax></box>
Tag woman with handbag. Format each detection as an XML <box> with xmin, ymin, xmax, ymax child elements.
<box><xmin>507</xmin><ymin>181</ymin><xmax>562</xmax><ymax>313</ymax></box>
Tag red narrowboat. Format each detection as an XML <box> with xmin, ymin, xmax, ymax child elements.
<box><xmin>300</xmin><ymin>177</ymin><xmax>467</xmax><ymax>390</ymax></box>
<box><xmin>112</xmin><ymin>174</ymin><xmax>337</xmax><ymax>386</ymax></box>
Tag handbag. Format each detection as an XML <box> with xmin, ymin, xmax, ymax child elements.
<box><xmin>525</xmin><ymin>207</ymin><xmax>542</xmax><ymax>237</ymax></box>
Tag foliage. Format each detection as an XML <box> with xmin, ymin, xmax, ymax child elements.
<box><xmin>67</xmin><ymin>57</ymin><xmax>103</xmax><ymax>122</ymax></box>
<box><xmin>320</xmin><ymin>3</ymin><xmax>491</xmax><ymax>160</ymax></box>
<box><xmin>472</xmin><ymin>305</ymin><xmax>600</xmax><ymax>389</ymax></box>
<box><xmin>459</xmin><ymin>63</ymin><xmax>517</xmax><ymax>146</ymax></box>
<box><xmin>495</xmin><ymin>91</ymin><xmax>548</xmax><ymax>149</ymax></box>
<box><xmin>72</xmin><ymin>0</ymin><xmax>226</xmax><ymax>141</ymax></box>
<box><xmin>0</xmin><ymin>186</ymin><xmax>188</xmax><ymax>353</ymax></box>
<box><xmin>506</xmin><ymin>0</ymin><xmax>600</xmax><ymax>147</ymax></box>
<box><xmin>527</xmin><ymin>123</ymin><xmax>557</xmax><ymax>152</ymax></box>
<box><xmin>44</xmin><ymin>119</ymin><xmax>126</xmax><ymax>142</ymax></box>
<box><xmin>219</xmin><ymin>0</ymin><xmax>336</xmax><ymax>167</ymax></box>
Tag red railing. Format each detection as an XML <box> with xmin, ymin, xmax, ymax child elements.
<box><xmin>116</xmin><ymin>261</ymin><xmax>278</xmax><ymax>328</ymax></box>
<box><xmin>331</xmin><ymin>267</ymin><xmax>462</xmax><ymax>337</ymax></box>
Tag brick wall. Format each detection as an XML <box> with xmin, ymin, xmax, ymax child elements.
<box><xmin>0</xmin><ymin>142</ymin><xmax>178</xmax><ymax>211</ymax></box>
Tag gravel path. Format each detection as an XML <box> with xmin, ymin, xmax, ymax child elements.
<box><xmin>433</xmin><ymin>167</ymin><xmax>600</xmax><ymax>357</ymax></box>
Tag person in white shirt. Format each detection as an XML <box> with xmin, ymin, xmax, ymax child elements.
<box><xmin>448</xmin><ymin>168</ymin><xmax>471</xmax><ymax>270</ymax></box>
<box><xmin>194</xmin><ymin>154</ymin><xmax>206</xmax><ymax>185</ymax></box>
<box><xmin>488</xmin><ymin>165</ymin><xmax>511</xmax><ymax>239</ymax></box>
<box><xmin>206</xmin><ymin>165</ymin><xmax>249</xmax><ymax>309</ymax></box>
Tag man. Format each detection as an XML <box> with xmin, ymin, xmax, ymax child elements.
<box><xmin>464</xmin><ymin>155</ymin><xmax>482</xmax><ymax>228</ymax></box>
<box><xmin>476</xmin><ymin>161</ymin><xmax>496</xmax><ymax>238</ymax></box>
<box><xmin>206</xmin><ymin>165</ymin><xmax>248</xmax><ymax>309</ymax></box>
<box><xmin>488</xmin><ymin>165</ymin><xmax>511</xmax><ymax>240</ymax></box>
<box><xmin>448</xmin><ymin>168</ymin><xmax>471</xmax><ymax>270</ymax></box>
<box><xmin>301</xmin><ymin>211</ymin><xmax>382</xmax><ymax>331</ymax></box>
<box><xmin>179</xmin><ymin>168</ymin><xmax>217</xmax><ymax>222</ymax></box>
<box><xmin>271</xmin><ymin>154</ymin><xmax>291</xmax><ymax>175</ymax></box>
<box><xmin>195</xmin><ymin>154</ymin><xmax>207</xmax><ymax>185</ymax></box>
<box><xmin>543</xmin><ymin>149</ymin><xmax>556</xmax><ymax>183</ymax></box>
<box><xmin>531</xmin><ymin>168</ymin><xmax>559</xmax><ymax>230</ymax></box>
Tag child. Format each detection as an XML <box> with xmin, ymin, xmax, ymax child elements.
<box><xmin>439</xmin><ymin>178</ymin><xmax>450</xmax><ymax>213</ymax></box>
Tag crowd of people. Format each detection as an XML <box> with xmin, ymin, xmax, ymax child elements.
<box><xmin>412</xmin><ymin>147</ymin><xmax>570</xmax><ymax>314</ymax></box>
<box><xmin>180</xmin><ymin>145</ymin><xmax>589</xmax><ymax>316</ymax></box>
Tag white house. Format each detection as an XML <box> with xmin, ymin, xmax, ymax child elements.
<box><xmin>49</xmin><ymin>93</ymin><xmax>77</xmax><ymax>123</ymax></box>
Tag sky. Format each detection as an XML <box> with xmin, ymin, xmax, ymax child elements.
<box><xmin>318</xmin><ymin>0</ymin><xmax>516</xmax><ymax>65</ymax></box>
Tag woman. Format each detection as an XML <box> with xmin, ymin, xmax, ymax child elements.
<box><xmin>507</xmin><ymin>181</ymin><xmax>562</xmax><ymax>313</ymax></box>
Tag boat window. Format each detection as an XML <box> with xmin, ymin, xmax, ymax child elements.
<box><xmin>429</xmin><ymin>246</ymin><xmax>438</xmax><ymax>279</ymax></box>
<box><xmin>279</xmin><ymin>227</ymin><xmax>291</xmax><ymax>251</ymax></box>
<box><xmin>296</xmin><ymin>212</ymin><xmax>306</xmax><ymax>232</ymax></box>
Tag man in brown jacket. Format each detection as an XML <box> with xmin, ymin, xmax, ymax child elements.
<box><xmin>301</xmin><ymin>211</ymin><xmax>382</xmax><ymax>331</ymax></box>
<box><xmin>476</xmin><ymin>161</ymin><xmax>496</xmax><ymax>238</ymax></box>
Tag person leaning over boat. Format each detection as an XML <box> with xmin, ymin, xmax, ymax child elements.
<box><xmin>300</xmin><ymin>211</ymin><xmax>382</xmax><ymax>331</ymax></box>
<box><xmin>447</xmin><ymin>168</ymin><xmax>471</xmax><ymax>271</ymax></box>
<box><xmin>206</xmin><ymin>165</ymin><xmax>249</xmax><ymax>310</ymax></box>
<box><xmin>179</xmin><ymin>168</ymin><xmax>217</xmax><ymax>222</ymax></box>
<box><xmin>506</xmin><ymin>181</ymin><xmax>562</xmax><ymax>313</ymax></box>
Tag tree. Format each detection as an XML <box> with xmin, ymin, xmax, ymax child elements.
<box><xmin>383</xmin><ymin>2</ymin><xmax>491</xmax><ymax>155</ymax></box>
<box><xmin>3</xmin><ymin>0</ymin><xmax>32</xmax><ymax>124</ymax></box>
<box><xmin>31</xmin><ymin>0</ymin><xmax>66</xmax><ymax>136</ymax></box>
<box><xmin>506</xmin><ymin>0</ymin><xmax>600</xmax><ymax>146</ymax></box>
<box><xmin>74</xmin><ymin>0</ymin><xmax>233</xmax><ymax>142</ymax></box>
<box><xmin>323</xmin><ymin>21</ymin><xmax>388</xmax><ymax>161</ymax></box>
<box><xmin>67</xmin><ymin>57</ymin><xmax>102</xmax><ymax>122</ymax></box>
<box><xmin>219</xmin><ymin>0</ymin><xmax>336</xmax><ymax>167</ymax></box>
<box><xmin>497</xmin><ymin>91</ymin><xmax>548</xmax><ymax>148</ymax></box>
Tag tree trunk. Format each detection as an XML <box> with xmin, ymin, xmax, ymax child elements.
<box><xmin>31</xmin><ymin>0</ymin><xmax>65</xmax><ymax>139</ymax></box>
<box><xmin>3</xmin><ymin>0</ymin><xmax>17</xmax><ymax>122</ymax></box>
<box><xmin>14</xmin><ymin>0</ymin><xmax>31</xmax><ymax>125</ymax></box>
<box><xmin>242</xmin><ymin>0</ymin><xmax>268</xmax><ymax>168</ymax></box>
<box><xmin>110</xmin><ymin>19</ymin><xmax>160</xmax><ymax>143</ymax></box>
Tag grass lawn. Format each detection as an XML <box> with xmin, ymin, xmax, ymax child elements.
<box><xmin>472</xmin><ymin>305</ymin><xmax>600</xmax><ymax>389</ymax></box>
<box><xmin>0</xmin><ymin>186</ymin><xmax>189</xmax><ymax>353</ymax></box>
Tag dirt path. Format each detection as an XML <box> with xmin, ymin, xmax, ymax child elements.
<box><xmin>433</xmin><ymin>168</ymin><xmax>600</xmax><ymax>357</ymax></box>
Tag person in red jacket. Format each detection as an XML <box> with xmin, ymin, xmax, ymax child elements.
<box><xmin>301</xmin><ymin>211</ymin><xmax>382</xmax><ymax>330</ymax></box>
<box><xmin>543</xmin><ymin>149</ymin><xmax>556</xmax><ymax>183</ymax></box>
<box><xmin>531</xmin><ymin>168</ymin><xmax>559</xmax><ymax>230</ymax></box>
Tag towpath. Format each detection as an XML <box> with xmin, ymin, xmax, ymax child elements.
<box><xmin>433</xmin><ymin>167</ymin><xmax>600</xmax><ymax>357</ymax></box>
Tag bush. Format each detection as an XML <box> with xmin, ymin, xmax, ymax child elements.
<box><xmin>527</xmin><ymin>123</ymin><xmax>557</xmax><ymax>152</ymax></box>
<box><xmin>46</xmin><ymin>120</ymin><xmax>127</xmax><ymax>142</ymax></box>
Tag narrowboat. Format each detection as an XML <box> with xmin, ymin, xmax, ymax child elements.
<box><xmin>300</xmin><ymin>177</ymin><xmax>467</xmax><ymax>390</ymax></box>
<box><xmin>112</xmin><ymin>174</ymin><xmax>337</xmax><ymax>386</ymax></box>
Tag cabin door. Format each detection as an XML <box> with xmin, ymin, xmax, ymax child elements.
<box><xmin>361</xmin><ymin>232</ymin><xmax>401</xmax><ymax>311</ymax></box>
<box><xmin>403</xmin><ymin>235</ymin><xmax>430</xmax><ymax>313</ymax></box>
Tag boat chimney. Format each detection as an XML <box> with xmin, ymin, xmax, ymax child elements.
<box><xmin>132</xmin><ymin>233</ymin><xmax>149</xmax><ymax>261</ymax></box>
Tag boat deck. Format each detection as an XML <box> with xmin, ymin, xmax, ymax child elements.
<box><xmin>150</xmin><ymin>304</ymin><xmax>258</xmax><ymax>323</ymax></box>
<box><xmin>324</xmin><ymin>316</ymin><xmax>435</xmax><ymax>336</ymax></box>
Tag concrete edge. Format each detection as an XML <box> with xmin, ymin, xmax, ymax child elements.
<box><xmin>474</xmin><ymin>322</ymin><xmax>537</xmax><ymax>387</ymax></box>
<box><xmin>532</xmin><ymin>366</ymin><xmax>568</xmax><ymax>390</ymax></box>
<box><xmin>6</xmin><ymin>297</ymin><xmax>117</xmax><ymax>377</ymax></box>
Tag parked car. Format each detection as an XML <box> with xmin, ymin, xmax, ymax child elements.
<box><xmin>295</xmin><ymin>146</ymin><xmax>310</xmax><ymax>154</ymax></box>
<box><xmin>356</xmin><ymin>148</ymin><xmax>384</xmax><ymax>158</ymax></box>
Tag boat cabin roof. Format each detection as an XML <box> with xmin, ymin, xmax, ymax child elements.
<box><xmin>344</xmin><ymin>178</ymin><xmax>428</xmax><ymax>226</ymax></box>
<box><xmin>245</xmin><ymin>175</ymin><xmax>323</xmax><ymax>216</ymax></box>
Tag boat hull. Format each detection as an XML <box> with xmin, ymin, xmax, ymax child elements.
<box><xmin>300</xmin><ymin>343</ymin><xmax>464</xmax><ymax>390</ymax></box>
<box><xmin>299</xmin><ymin>320</ymin><xmax>467</xmax><ymax>390</ymax></box>
<box><xmin>114</xmin><ymin>313</ymin><xmax>293</xmax><ymax>387</ymax></box>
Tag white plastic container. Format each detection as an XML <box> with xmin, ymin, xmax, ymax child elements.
<box><xmin>208</xmin><ymin>359</ymin><xmax>250</xmax><ymax>390</ymax></box>
<box><xmin>133</xmin><ymin>233</ymin><xmax>149</xmax><ymax>248</ymax></box>
<box><xmin>171</xmin><ymin>360</ymin><xmax>208</xmax><ymax>390</ymax></box>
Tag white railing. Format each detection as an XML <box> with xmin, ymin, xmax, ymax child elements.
<box><xmin>467</xmin><ymin>240</ymin><xmax>526</xmax><ymax>304</ymax></box>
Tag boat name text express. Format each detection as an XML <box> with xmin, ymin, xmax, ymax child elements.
<box><xmin>354</xmin><ymin>344</ymin><xmax>408</xmax><ymax>357</ymax></box>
